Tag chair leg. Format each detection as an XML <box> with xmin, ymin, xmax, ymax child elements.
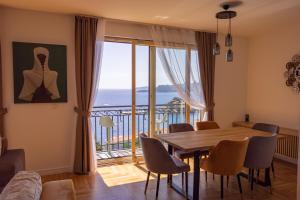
<box><xmin>156</xmin><ymin>174</ymin><xmax>161</xmax><ymax>199</ymax></box>
<box><xmin>213</xmin><ymin>173</ymin><xmax>215</xmax><ymax>180</ymax></box>
<box><xmin>182</xmin><ymin>173</ymin><xmax>184</xmax><ymax>188</ymax></box>
<box><xmin>256</xmin><ymin>169</ymin><xmax>260</xmax><ymax>183</ymax></box>
<box><xmin>271</xmin><ymin>161</ymin><xmax>275</xmax><ymax>178</ymax></box>
<box><xmin>181</xmin><ymin>159</ymin><xmax>184</xmax><ymax>188</ymax></box>
<box><xmin>221</xmin><ymin>175</ymin><xmax>224</xmax><ymax>199</ymax></box>
<box><xmin>187</xmin><ymin>158</ymin><xmax>190</xmax><ymax>165</ymax></box>
<box><xmin>144</xmin><ymin>171</ymin><xmax>150</xmax><ymax>194</ymax></box>
<box><xmin>266</xmin><ymin>167</ymin><xmax>272</xmax><ymax>194</ymax></box>
<box><xmin>248</xmin><ymin>168</ymin><xmax>251</xmax><ymax>182</ymax></box>
<box><xmin>237</xmin><ymin>174</ymin><xmax>242</xmax><ymax>194</ymax></box>
<box><xmin>205</xmin><ymin>171</ymin><xmax>208</xmax><ymax>183</ymax></box>
<box><xmin>226</xmin><ymin>176</ymin><xmax>229</xmax><ymax>188</ymax></box>
<box><xmin>185</xmin><ymin>172</ymin><xmax>189</xmax><ymax>199</ymax></box>
<box><xmin>251</xmin><ymin>169</ymin><xmax>254</xmax><ymax>191</ymax></box>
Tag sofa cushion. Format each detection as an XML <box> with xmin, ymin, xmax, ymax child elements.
<box><xmin>40</xmin><ymin>179</ymin><xmax>75</xmax><ymax>200</ymax></box>
<box><xmin>0</xmin><ymin>171</ymin><xmax>42</xmax><ymax>200</ymax></box>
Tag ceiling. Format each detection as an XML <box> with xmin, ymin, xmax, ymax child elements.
<box><xmin>0</xmin><ymin>0</ymin><xmax>300</xmax><ymax>37</ymax></box>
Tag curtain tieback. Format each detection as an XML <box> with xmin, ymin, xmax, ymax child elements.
<box><xmin>74</xmin><ymin>107</ymin><xmax>91</xmax><ymax>117</ymax></box>
<box><xmin>204</xmin><ymin>103</ymin><xmax>215</xmax><ymax>112</ymax></box>
<box><xmin>0</xmin><ymin>108</ymin><xmax>8</xmax><ymax>115</ymax></box>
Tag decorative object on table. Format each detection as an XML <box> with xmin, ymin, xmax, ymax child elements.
<box><xmin>13</xmin><ymin>42</ymin><xmax>67</xmax><ymax>103</ymax></box>
<box><xmin>245</xmin><ymin>114</ymin><xmax>250</xmax><ymax>122</ymax></box>
<box><xmin>213</xmin><ymin>1</ymin><xmax>242</xmax><ymax>62</ymax></box>
<box><xmin>284</xmin><ymin>54</ymin><xmax>300</xmax><ymax>94</ymax></box>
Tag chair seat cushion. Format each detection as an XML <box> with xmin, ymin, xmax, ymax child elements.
<box><xmin>0</xmin><ymin>171</ymin><xmax>42</xmax><ymax>200</ymax></box>
<box><xmin>171</xmin><ymin>156</ymin><xmax>190</xmax><ymax>173</ymax></box>
<box><xmin>41</xmin><ymin>179</ymin><xmax>75</xmax><ymax>200</ymax></box>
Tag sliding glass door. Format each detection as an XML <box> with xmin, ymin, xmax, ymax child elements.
<box><xmin>93</xmin><ymin>39</ymin><xmax>201</xmax><ymax>161</ymax></box>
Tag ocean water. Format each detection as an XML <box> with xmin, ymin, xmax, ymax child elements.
<box><xmin>94</xmin><ymin>89</ymin><xmax>179</xmax><ymax>106</ymax></box>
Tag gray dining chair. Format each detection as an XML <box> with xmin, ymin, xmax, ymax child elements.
<box><xmin>252</xmin><ymin>123</ymin><xmax>279</xmax><ymax>177</ymax></box>
<box><xmin>140</xmin><ymin>133</ymin><xmax>190</xmax><ymax>199</ymax></box>
<box><xmin>244</xmin><ymin>134</ymin><xmax>277</xmax><ymax>192</ymax></box>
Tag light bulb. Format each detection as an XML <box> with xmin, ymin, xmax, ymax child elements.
<box><xmin>226</xmin><ymin>48</ymin><xmax>233</xmax><ymax>62</ymax></box>
<box><xmin>213</xmin><ymin>42</ymin><xmax>220</xmax><ymax>55</ymax></box>
<box><xmin>225</xmin><ymin>33</ymin><xmax>232</xmax><ymax>47</ymax></box>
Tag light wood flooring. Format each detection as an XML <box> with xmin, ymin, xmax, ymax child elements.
<box><xmin>42</xmin><ymin>158</ymin><xmax>297</xmax><ymax>200</ymax></box>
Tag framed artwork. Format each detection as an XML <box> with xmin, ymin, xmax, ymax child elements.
<box><xmin>285</xmin><ymin>54</ymin><xmax>300</xmax><ymax>94</ymax></box>
<box><xmin>13</xmin><ymin>42</ymin><xmax>67</xmax><ymax>103</ymax></box>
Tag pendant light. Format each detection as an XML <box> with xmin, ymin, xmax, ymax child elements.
<box><xmin>214</xmin><ymin>1</ymin><xmax>241</xmax><ymax>62</ymax></box>
<box><xmin>213</xmin><ymin>19</ymin><xmax>220</xmax><ymax>55</ymax></box>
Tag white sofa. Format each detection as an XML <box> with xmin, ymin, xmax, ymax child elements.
<box><xmin>0</xmin><ymin>171</ymin><xmax>75</xmax><ymax>200</ymax></box>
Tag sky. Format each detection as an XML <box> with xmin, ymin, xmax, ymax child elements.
<box><xmin>99</xmin><ymin>41</ymin><xmax>171</xmax><ymax>89</ymax></box>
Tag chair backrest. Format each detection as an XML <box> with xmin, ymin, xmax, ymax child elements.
<box><xmin>244</xmin><ymin>134</ymin><xmax>277</xmax><ymax>169</ymax></box>
<box><xmin>196</xmin><ymin>121</ymin><xmax>220</xmax><ymax>130</ymax></box>
<box><xmin>208</xmin><ymin>138</ymin><xmax>249</xmax><ymax>175</ymax></box>
<box><xmin>252</xmin><ymin>123</ymin><xmax>279</xmax><ymax>134</ymax></box>
<box><xmin>168</xmin><ymin>123</ymin><xmax>194</xmax><ymax>133</ymax></box>
<box><xmin>140</xmin><ymin>134</ymin><xmax>177</xmax><ymax>174</ymax></box>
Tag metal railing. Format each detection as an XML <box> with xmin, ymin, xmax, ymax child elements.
<box><xmin>91</xmin><ymin>104</ymin><xmax>202</xmax><ymax>153</ymax></box>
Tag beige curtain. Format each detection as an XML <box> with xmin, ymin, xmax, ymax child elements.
<box><xmin>195</xmin><ymin>32</ymin><xmax>216</xmax><ymax>121</ymax></box>
<box><xmin>74</xmin><ymin>16</ymin><xmax>98</xmax><ymax>174</ymax></box>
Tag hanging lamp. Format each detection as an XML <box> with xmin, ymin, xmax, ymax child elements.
<box><xmin>214</xmin><ymin>1</ymin><xmax>242</xmax><ymax>62</ymax></box>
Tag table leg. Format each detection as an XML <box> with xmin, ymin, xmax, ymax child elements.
<box><xmin>167</xmin><ymin>144</ymin><xmax>173</xmax><ymax>186</ymax></box>
<box><xmin>193</xmin><ymin>151</ymin><xmax>201</xmax><ymax>200</ymax></box>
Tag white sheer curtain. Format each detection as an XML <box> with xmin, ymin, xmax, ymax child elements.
<box><xmin>90</xmin><ymin>18</ymin><xmax>105</xmax><ymax>172</ymax></box>
<box><xmin>150</xmin><ymin>25</ymin><xmax>206</xmax><ymax>111</ymax></box>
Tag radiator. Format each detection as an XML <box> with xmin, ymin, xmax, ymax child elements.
<box><xmin>275</xmin><ymin>134</ymin><xmax>299</xmax><ymax>164</ymax></box>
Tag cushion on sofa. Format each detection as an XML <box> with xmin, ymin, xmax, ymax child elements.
<box><xmin>40</xmin><ymin>179</ymin><xmax>76</xmax><ymax>200</ymax></box>
<box><xmin>0</xmin><ymin>171</ymin><xmax>42</xmax><ymax>200</ymax></box>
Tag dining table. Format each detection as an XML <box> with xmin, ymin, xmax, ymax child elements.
<box><xmin>156</xmin><ymin>127</ymin><xmax>274</xmax><ymax>200</ymax></box>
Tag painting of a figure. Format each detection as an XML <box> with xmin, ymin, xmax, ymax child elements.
<box><xmin>13</xmin><ymin>42</ymin><xmax>67</xmax><ymax>103</ymax></box>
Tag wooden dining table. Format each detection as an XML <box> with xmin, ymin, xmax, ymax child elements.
<box><xmin>156</xmin><ymin>127</ymin><xmax>274</xmax><ymax>200</ymax></box>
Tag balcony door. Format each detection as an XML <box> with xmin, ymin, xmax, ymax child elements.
<box><xmin>93</xmin><ymin>39</ymin><xmax>200</xmax><ymax>161</ymax></box>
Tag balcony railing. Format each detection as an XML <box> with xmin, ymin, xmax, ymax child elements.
<box><xmin>91</xmin><ymin>104</ymin><xmax>202</xmax><ymax>157</ymax></box>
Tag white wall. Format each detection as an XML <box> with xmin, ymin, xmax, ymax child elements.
<box><xmin>0</xmin><ymin>7</ymin><xmax>77</xmax><ymax>174</ymax></box>
<box><xmin>214</xmin><ymin>36</ymin><xmax>248</xmax><ymax>128</ymax></box>
<box><xmin>246</xmin><ymin>24</ymin><xmax>300</xmax><ymax>129</ymax></box>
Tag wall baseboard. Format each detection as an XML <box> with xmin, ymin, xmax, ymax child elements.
<box><xmin>274</xmin><ymin>154</ymin><xmax>298</xmax><ymax>165</ymax></box>
<box><xmin>35</xmin><ymin>166</ymin><xmax>73</xmax><ymax>176</ymax></box>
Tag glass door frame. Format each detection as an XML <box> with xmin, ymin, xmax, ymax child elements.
<box><xmin>104</xmin><ymin>36</ymin><xmax>193</xmax><ymax>162</ymax></box>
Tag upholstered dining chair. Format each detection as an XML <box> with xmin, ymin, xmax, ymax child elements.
<box><xmin>244</xmin><ymin>135</ymin><xmax>277</xmax><ymax>192</ymax></box>
<box><xmin>252</xmin><ymin>123</ymin><xmax>279</xmax><ymax>177</ymax></box>
<box><xmin>195</xmin><ymin>121</ymin><xmax>220</xmax><ymax>131</ymax></box>
<box><xmin>140</xmin><ymin>133</ymin><xmax>190</xmax><ymax>199</ymax></box>
<box><xmin>168</xmin><ymin>123</ymin><xmax>194</xmax><ymax>187</ymax></box>
<box><xmin>168</xmin><ymin>123</ymin><xmax>195</xmax><ymax>162</ymax></box>
<box><xmin>200</xmin><ymin>138</ymin><xmax>249</xmax><ymax>199</ymax></box>
<box><xmin>195</xmin><ymin>121</ymin><xmax>220</xmax><ymax>182</ymax></box>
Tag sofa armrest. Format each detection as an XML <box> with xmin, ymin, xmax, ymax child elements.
<box><xmin>41</xmin><ymin>179</ymin><xmax>76</xmax><ymax>200</ymax></box>
<box><xmin>0</xmin><ymin>149</ymin><xmax>25</xmax><ymax>188</ymax></box>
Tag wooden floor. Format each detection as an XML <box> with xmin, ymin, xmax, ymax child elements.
<box><xmin>42</xmin><ymin>158</ymin><xmax>297</xmax><ymax>200</ymax></box>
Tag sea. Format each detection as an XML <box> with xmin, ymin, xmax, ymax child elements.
<box><xmin>93</xmin><ymin>89</ymin><xmax>179</xmax><ymax>106</ymax></box>
<box><xmin>92</xmin><ymin>89</ymin><xmax>196</xmax><ymax>150</ymax></box>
